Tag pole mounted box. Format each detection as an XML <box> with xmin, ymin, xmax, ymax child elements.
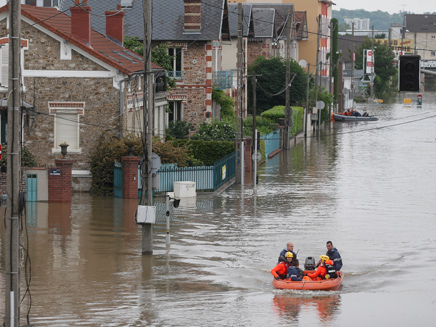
<box><xmin>136</xmin><ymin>205</ymin><xmax>156</xmax><ymax>224</ymax></box>
<box><xmin>399</xmin><ymin>55</ymin><xmax>421</xmax><ymax>92</ymax></box>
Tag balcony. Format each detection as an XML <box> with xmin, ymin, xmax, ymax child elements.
<box><xmin>213</xmin><ymin>70</ymin><xmax>233</xmax><ymax>90</ymax></box>
<box><xmin>167</xmin><ymin>71</ymin><xmax>183</xmax><ymax>79</ymax></box>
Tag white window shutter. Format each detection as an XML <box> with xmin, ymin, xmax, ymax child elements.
<box><xmin>1</xmin><ymin>44</ymin><xmax>9</xmax><ymax>88</ymax></box>
<box><xmin>56</xmin><ymin>113</ymin><xmax>78</xmax><ymax>149</ymax></box>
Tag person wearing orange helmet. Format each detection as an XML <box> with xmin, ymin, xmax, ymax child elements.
<box><xmin>271</xmin><ymin>252</ymin><xmax>293</xmax><ymax>280</ymax></box>
<box><xmin>307</xmin><ymin>255</ymin><xmax>329</xmax><ymax>280</ymax></box>
<box><xmin>278</xmin><ymin>242</ymin><xmax>297</xmax><ymax>263</ymax></box>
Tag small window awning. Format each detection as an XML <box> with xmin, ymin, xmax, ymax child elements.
<box><xmin>0</xmin><ymin>98</ymin><xmax>33</xmax><ymax>109</ymax></box>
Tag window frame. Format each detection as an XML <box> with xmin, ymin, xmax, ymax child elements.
<box><xmin>167</xmin><ymin>101</ymin><xmax>183</xmax><ymax>124</ymax></box>
<box><xmin>49</xmin><ymin>102</ymin><xmax>85</xmax><ymax>154</ymax></box>
<box><xmin>168</xmin><ymin>47</ymin><xmax>183</xmax><ymax>79</ymax></box>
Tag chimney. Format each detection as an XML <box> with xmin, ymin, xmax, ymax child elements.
<box><xmin>184</xmin><ymin>0</ymin><xmax>202</xmax><ymax>33</ymax></box>
<box><xmin>105</xmin><ymin>4</ymin><xmax>125</xmax><ymax>45</ymax></box>
<box><xmin>70</xmin><ymin>0</ymin><xmax>92</xmax><ymax>45</ymax></box>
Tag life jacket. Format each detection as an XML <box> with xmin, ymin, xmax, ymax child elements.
<box><xmin>325</xmin><ymin>262</ymin><xmax>338</xmax><ymax>279</ymax></box>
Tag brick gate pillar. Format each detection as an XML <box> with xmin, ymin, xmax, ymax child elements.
<box><xmin>48</xmin><ymin>159</ymin><xmax>74</xmax><ymax>202</ymax></box>
<box><xmin>121</xmin><ymin>156</ymin><xmax>140</xmax><ymax>199</ymax></box>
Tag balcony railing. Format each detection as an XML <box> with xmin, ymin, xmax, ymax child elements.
<box><xmin>167</xmin><ymin>71</ymin><xmax>183</xmax><ymax>79</ymax></box>
<box><xmin>213</xmin><ymin>70</ymin><xmax>233</xmax><ymax>90</ymax></box>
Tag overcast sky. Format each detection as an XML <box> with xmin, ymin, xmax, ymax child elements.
<box><xmin>333</xmin><ymin>1</ymin><xmax>435</xmax><ymax>14</ymax></box>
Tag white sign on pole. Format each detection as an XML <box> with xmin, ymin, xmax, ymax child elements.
<box><xmin>366</xmin><ymin>50</ymin><xmax>374</xmax><ymax>74</ymax></box>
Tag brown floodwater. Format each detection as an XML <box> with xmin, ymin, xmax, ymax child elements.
<box><xmin>1</xmin><ymin>99</ymin><xmax>436</xmax><ymax>326</ymax></box>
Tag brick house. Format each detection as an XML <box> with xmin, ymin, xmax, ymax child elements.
<box><xmin>152</xmin><ymin>0</ymin><xmax>231</xmax><ymax>126</ymax></box>
<box><xmin>0</xmin><ymin>2</ymin><xmax>165</xmax><ymax>171</ymax></box>
<box><xmin>69</xmin><ymin>0</ymin><xmax>231</xmax><ymax>128</ymax></box>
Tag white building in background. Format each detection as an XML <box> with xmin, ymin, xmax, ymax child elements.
<box><xmin>344</xmin><ymin>18</ymin><xmax>370</xmax><ymax>30</ymax></box>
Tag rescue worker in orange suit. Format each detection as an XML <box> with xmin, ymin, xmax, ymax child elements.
<box><xmin>344</xmin><ymin>109</ymin><xmax>353</xmax><ymax>116</ymax></box>
<box><xmin>307</xmin><ymin>255</ymin><xmax>329</xmax><ymax>281</ymax></box>
<box><xmin>271</xmin><ymin>252</ymin><xmax>293</xmax><ymax>280</ymax></box>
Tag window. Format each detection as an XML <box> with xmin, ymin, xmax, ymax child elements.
<box><xmin>49</xmin><ymin>102</ymin><xmax>85</xmax><ymax>153</ymax></box>
<box><xmin>168</xmin><ymin>48</ymin><xmax>183</xmax><ymax>79</ymax></box>
<box><xmin>120</xmin><ymin>0</ymin><xmax>134</xmax><ymax>9</ymax></box>
<box><xmin>24</xmin><ymin>0</ymin><xmax>58</xmax><ymax>7</ymax></box>
<box><xmin>168</xmin><ymin>101</ymin><xmax>182</xmax><ymax>123</ymax></box>
<box><xmin>44</xmin><ymin>0</ymin><xmax>58</xmax><ymax>6</ymax></box>
<box><xmin>0</xmin><ymin>44</ymin><xmax>8</xmax><ymax>88</ymax></box>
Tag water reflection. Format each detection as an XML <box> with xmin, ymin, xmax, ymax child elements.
<box><xmin>273</xmin><ymin>294</ymin><xmax>341</xmax><ymax>323</ymax></box>
<box><xmin>1</xmin><ymin>102</ymin><xmax>436</xmax><ymax>326</ymax></box>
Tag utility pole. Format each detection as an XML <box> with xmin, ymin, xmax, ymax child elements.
<box><xmin>235</xmin><ymin>3</ymin><xmax>243</xmax><ymax>184</ymax></box>
<box><xmin>252</xmin><ymin>72</ymin><xmax>257</xmax><ymax>193</ymax></box>
<box><xmin>284</xmin><ymin>10</ymin><xmax>291</xmax><ymax>150</ymax></box>
<box><xmin>370</xmin><ymin>25</ymin><xmax>374</xmax><ymax>99</ymax></box>
<box><xmin>304</xmin><ymin>63</ymin><xmax>310</xmax><ymax>138</ymax></box>
<box><xmin>141</xmin><ymin>0</ymin><xmax>153</xmax><ymax>255</ymax></box>
<box><xmin>5</xmin><ymin>1</ymin><xmax>22</xmax><ymax>326</ymax></box>
<box><xmin>388</xmin><ymin>27</ymin><xmax>392</xmax><ymax>49</ymax></box>
<box><xmin>414</xmin><ymin>32</ymin><xmax>417</xmax><ymax>55</ymax></box>
<box><xmin>351</xmin><ymin>22</ymin><xmax>355</xmax><ymax>105</ymax></box>
<box><xmin>314</xmin><ymin>15</ymin><xmax>321</xmax><ymax>130</ymax></box>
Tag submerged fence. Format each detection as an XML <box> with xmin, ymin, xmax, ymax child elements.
<box><xmin>154</xmin><ymin>151</ymin><xmax>235</xmax><ymax>192</ymax></box>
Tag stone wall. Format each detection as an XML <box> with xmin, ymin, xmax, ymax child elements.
<box><xmin>0</xmin><ymin>20</ymin><xmax>121</xmax><ymax>170</ymax></box>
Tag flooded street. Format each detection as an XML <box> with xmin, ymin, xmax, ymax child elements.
<box><xmin>1</xmin><ymin>100</ymin><xmax>436</xmax><ymax>326</ymax></box>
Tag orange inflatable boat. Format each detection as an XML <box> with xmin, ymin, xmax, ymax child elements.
<box><xmin>272</xmin><ymin>271</ymin><xmax>343</xmax><ymax>291</ymax></box>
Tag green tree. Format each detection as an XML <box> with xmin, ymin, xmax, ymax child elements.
<box><xmin>124</xmin><ymin>37</ymin><xmax>175</xmax><ymax>88</ymax></box>
<box><xmin>354</xmin><ymin>38</ymin><xmax>396</xmax><ymax>98</ymax></box>
<box><xmin>247</xmin><ymin>56</ymin><xmax>307</xmax><ymax>113</ymax></box>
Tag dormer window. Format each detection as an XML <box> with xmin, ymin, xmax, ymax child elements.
<box><xmin>120</xmin><ymin>0</ymin><xmax>134</xmax><ymax>9</ymax></box>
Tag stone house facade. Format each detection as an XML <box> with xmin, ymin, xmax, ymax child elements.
<box><xmin>0</xmin><ymin>2</ymin><xmax>164</xmax><ymax>171</ymax></box>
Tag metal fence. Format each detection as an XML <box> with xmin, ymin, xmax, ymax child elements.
<box><xmin>155</xmin><ymin>151</ymin><xmax>235</xmax><ymax>192</ymax></box>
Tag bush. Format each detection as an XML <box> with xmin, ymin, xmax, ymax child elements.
<box><xmin>173</xmin><ymin>139</ymin><xmax>235</xmax><ymax>166</ymax></box>
<box><xmin>212</xmin><ymin>87</ymin><xmax>235</xmax><ymax>119</ymax></box>
<box><xmin>261</xmin><ymin>106</ymin><xmax>304</xmax><ymax>136</ymax></box>
<box><xmin>191</xmin><ymin>120</ymin><xmax>235</xmax><ymax>141</ymax></box>
<box><xmin>241</xmin><ymin>115</ymin><xmax>277</xmax><ymax>136</ymax></box>
<box><xmin>166</xmin><ymin>120</ymin><xmax>194</xmax><ymax>139</ymax></box>
<box><xmin>90</xmin><ymin>133</ymin><xmax>193</xmax><ymax>195</ymax></box>
<box><xmin>0</xmin><ymin>145</ymin><xmax>38</xmax><ymax>167</ymax></box>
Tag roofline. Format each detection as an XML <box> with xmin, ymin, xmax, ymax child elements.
<box><xmin>0</xmin><ymin>4</ymin><xmax>142</xmax><ymax>76</ymax></box>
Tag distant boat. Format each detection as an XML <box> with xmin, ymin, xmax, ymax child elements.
<box><xmin>332</xmin><ymin>113</ymin><xmax>378</xmax><ymax>122</ymax></box>
<box><xmin>272</xmin><ymin>271</ymin><xmax>343</xmax><ymax>291</ymax></box>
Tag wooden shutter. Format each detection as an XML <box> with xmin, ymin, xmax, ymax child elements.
<box><xmin>1</xmin><ymin>44</ymin><xmax>9</xmax><ymax>88</ymax></box>
<box><xmin>56</xmin><ymin>113</ymin><xmax>78</xmax><ymax>149</ymax></box>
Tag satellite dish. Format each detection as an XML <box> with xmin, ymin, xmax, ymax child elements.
<box><xmin>299</xmin><ymin>59</ymin><xmax>307</xmax><ymax>69</ymax></box>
